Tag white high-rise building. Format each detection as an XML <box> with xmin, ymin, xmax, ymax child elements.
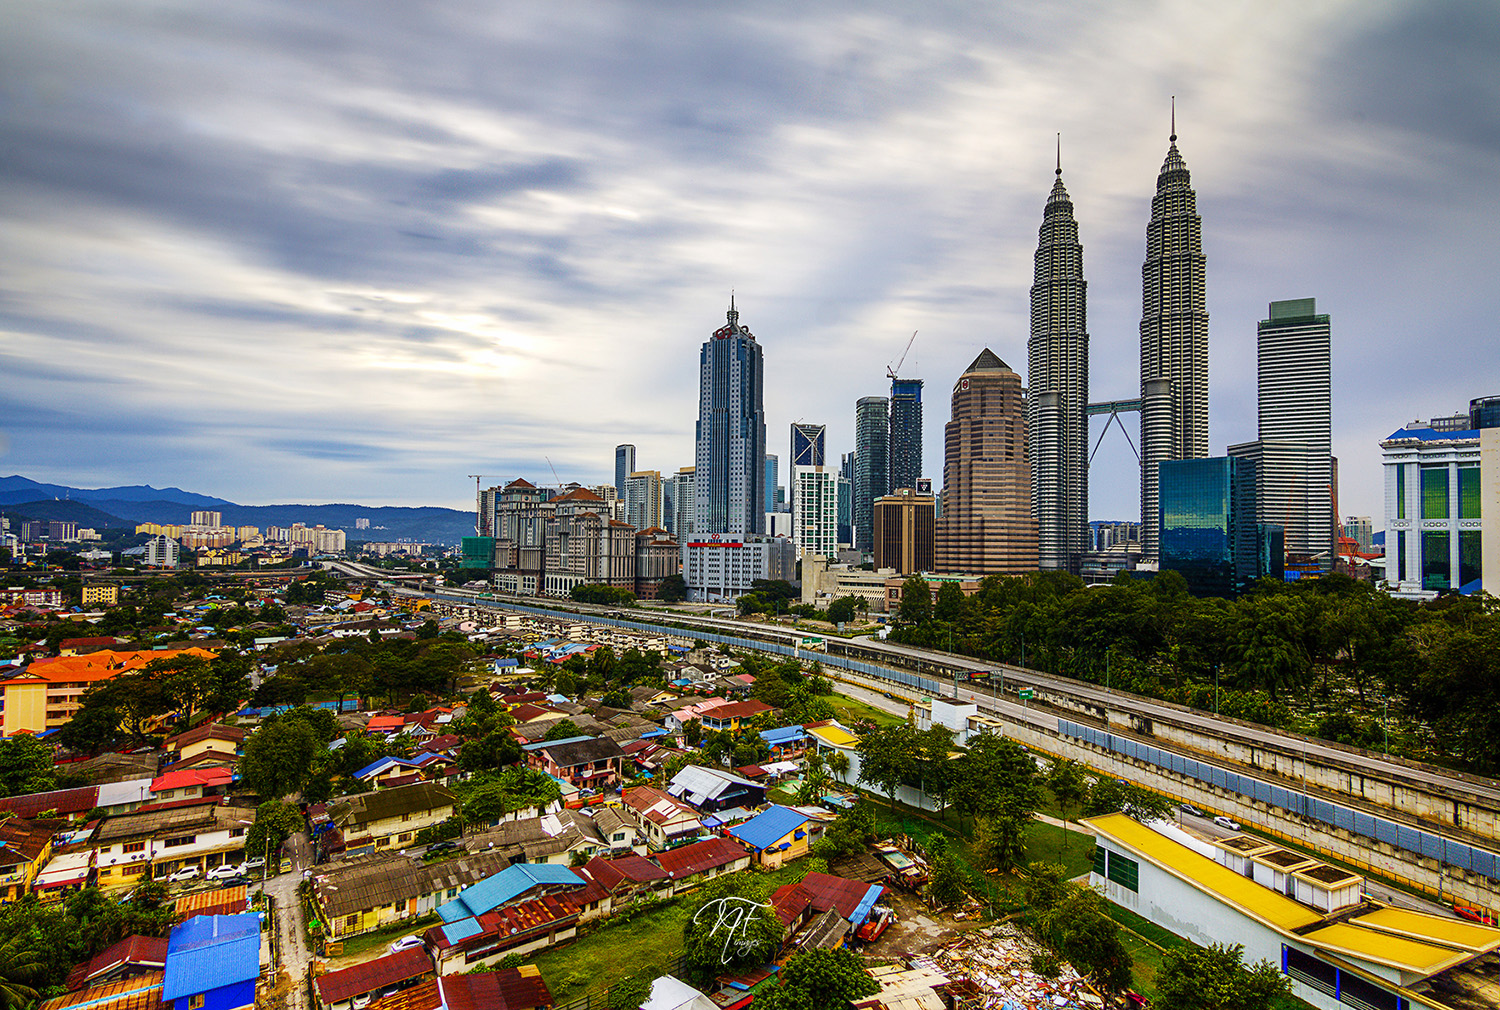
<box><xmin>624</xmin><ymin>471</ymin><xmax>664</xmax><ymax>531</ymax></box>
<box><xmin>790</xmin><ymin>423</ymin><xmax>837</xmax><ymax>560</ymax></box>
<box><xmin>671</xmin><ymin>467</ymin><xmax>696</xmax><ymax>539</ymax></box>
<box><xmin>1229</xmin><ymin>298</ymin><xmax>1332</xmax><ymax>571</ymax></box>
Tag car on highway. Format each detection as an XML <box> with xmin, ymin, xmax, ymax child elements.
<box><xmin>1213</xmin><ymin>815</ymin><xmax>1242</xmax><ymax>830</ymax></box>
<box><xmin>1179</xmin><ymin>803</ymin><xmax>1206</xmax><ymax>817</ymax></box>
<box><xmin>167</xmin><ymin>865</ymin><xmax>200</xmax><ymax>883</ymax></box>
<box><xmin>426</xmin><ymin>840</ymin><xmax>460</xmax><ymax>855</ymax></box>
<box><xmin>389</xmin><ymin>935</ymin><xmax>424</xmax><ymax>953</ymax></box>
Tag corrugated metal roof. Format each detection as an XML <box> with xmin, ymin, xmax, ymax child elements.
<box><xmin>436</xmin><ymin>862</ymin><xmax>583</xmax><ymax>922</ymax></box>
<box><xmin>39</xmin><ymin>971</ymin><xmax>165</xmax><ymax>1010</ymax></box>
<box><xmin>315</xmin><ymin>946</ymin><xmax>432</xmax><ymax>1004</ymax></box>
<box><xmin>727</xmin><ymin>806</ymin><xmax>809</xmax><ymax>850</ymax></box>
<box><xmin>161</xmin><ymin>913</ymin><xmax>261</xmax><ymax>1001</ymax></box>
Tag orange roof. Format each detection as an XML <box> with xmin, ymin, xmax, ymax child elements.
<box><xmin>3</xmin><ymin>648</ymin><xmax>217</xmax><ymax>687</ymax></box>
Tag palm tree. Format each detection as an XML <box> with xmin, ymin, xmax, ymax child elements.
<box><xmin>0</xmin><ymin>933</ymin><xmax>42</xmax><ymax>1010</ymax></box>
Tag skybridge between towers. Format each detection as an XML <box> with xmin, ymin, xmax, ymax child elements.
<box><xmin>1086</xmin><ymin>397</ymin><xmax>1143</xmax><ymax>464</ymax></box>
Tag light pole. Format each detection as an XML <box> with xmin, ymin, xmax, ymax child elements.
<box><xmin>1382</xmin><ymin>692</ymin><xmax>1389</xmax><ymax>755</ymax></box>
<box><xmin>1214</xmin><ymin>663</ymin><xmax>1219</xmax><ymax>716</ymax></box>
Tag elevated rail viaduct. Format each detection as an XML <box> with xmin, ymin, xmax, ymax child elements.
<box><xmin>425</xmin><ymin>588</ymin><xmax>1500</xmax><ymax>914</ymax></box>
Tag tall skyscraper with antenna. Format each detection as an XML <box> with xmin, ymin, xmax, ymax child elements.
<box><xmin>695</xmin><ymin>298</ymin><xmax>766</xmax><ymax>536</ymax></box>
<box><xmin>1139</xmin><ymin>105</ymin><xmax>1209</xmax><ymax>559</ymax></box>
<box><xmin>1027</xmin><ymin>140</ymin><xmax>1089</xmax><ymax>572</ymax></box>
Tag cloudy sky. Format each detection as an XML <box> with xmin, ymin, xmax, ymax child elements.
<box><xmin>3</xmin><ymin>1</ymin><xmax>1498</xmax><ymax>524</ymax></box>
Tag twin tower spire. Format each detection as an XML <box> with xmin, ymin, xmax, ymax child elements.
<box><xmin>1027</xmin><ymin>106</ymin><xmax>1208</xmax><ymax>571</ymax></box>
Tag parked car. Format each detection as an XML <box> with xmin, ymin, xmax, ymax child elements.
<box><xmin>167</xmin><ymin>865</ymin><xmax>200</xmax><ymax>883</ymax></box>
<box><xmin>207</xmin><ymin>863</ymin><xmax>242</xmax><ymax>881</ymax></box>
<box><xmin>240</xmin><ymin>857</ymin><xmax>267</xmax><ymax>876</ymax></box>
<box><xmin>389</xmin><ymin>935</ymin><xmax>424</xmax><ymax>953</ymax></box>
<box><xmin>1213</xmin><ymin>815</ymin><xmax>1242</xmax><ymax>830</ymax></box>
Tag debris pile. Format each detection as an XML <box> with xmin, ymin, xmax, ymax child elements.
<box><xmin>916</xmin><ymin>923</ymin><xmax>1103</xmax><ymax>1010</ymax></box>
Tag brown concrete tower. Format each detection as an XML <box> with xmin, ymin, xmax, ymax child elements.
<box><xmin>935</xmin><ymin>349</ymin><xmax>1038</xmax><ymax>574</ymax></box>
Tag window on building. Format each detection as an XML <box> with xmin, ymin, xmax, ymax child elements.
<box><xmin>1459</xmin><ymin>465</ymin><xmax>1481</xmax><ymax>519</ymax></box>
<box><xmin>189</xmin><ymin>996</ymin><xmax>204</xmax><ymax>1010</ymax></box>
<box><xmin>1105</xmin><ymin>850</ymin><xmax>1139</xmax><ymax>892</ymax></box>
<box><xmin>1422</xmin><ymin>531</ymin><xmax>1451</xmax><ymax>591</ymax></box>
<box><xmin>1091</xmin><ymin>845</ymin><xmax>1108</xmax><ymax>877</ymax></box>
<box><xmin>123</xmin><ymin>841</ymin><xmax>146</xmax><ymax>853</ymax></box>
<box><xmin>1395</xmin><ymin>464</ymin><xmax>1405</xmax><ymax>519</ymax></box>
<box><xmin>1420</xmin><ymin>466</ymin><xmax>1449</xmax><ymax>520</ymax></box>
<box><xmin>1283</xmin><ymin>945</ymin><xmax>1406</xmax><ymax>1010</ymax></box>
<box><xmin>123</xmin><ymin>863</ymin><xmax>146</xmax><ymax>876</ymax></box>
<box><xmin>162</xmin><ymin>835</ymin><xmax>195</xmax><ymax>848</ymax></box>
<box><xmin>1460</xmin><ymin>530</ymin><xmax>1482</xmax><ymax>590</ymax></box>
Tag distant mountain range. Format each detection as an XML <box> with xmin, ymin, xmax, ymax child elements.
<box><xmin>0</xmin><ymin>476</ymin><xmax>474</xmax><ymax>544</ymax></box>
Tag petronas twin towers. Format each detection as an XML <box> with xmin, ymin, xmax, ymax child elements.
<box><xmin>1027</xmin><ymin>120</ymin><xmax>1208</xmax><ymax>570</ymax></box>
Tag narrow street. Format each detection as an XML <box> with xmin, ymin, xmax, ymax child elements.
<box><xmin>264</xmin><ymin>832</ymin><xmax>314</xmax><ymax>1010</ymax></box>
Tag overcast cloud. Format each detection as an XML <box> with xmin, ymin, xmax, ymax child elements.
<box><xmin>2</xmin><ymin>0</ymin><xmax>1498</xmax><ymax>523</ymax></box>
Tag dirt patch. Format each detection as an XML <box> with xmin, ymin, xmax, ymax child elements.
<box><xmin>861</xmin><ymin>888</ymin><xmax>991</xmax><ymax>959</ymax></box>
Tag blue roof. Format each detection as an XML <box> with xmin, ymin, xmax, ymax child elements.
<box><xmin>849</xmin><ymin>883</ymin><xmax>883</xmax><ymax>926</ymax></box>
<box><xmin>437</xmin><ymin>863</ymin><xmax>583</xmax><ymax>922</ymax></box>
<box><xmin>440</xmin><ymin>916</ymin><xmax>484</xmax><ymax>944</ymax></box>
<box><xmin>163</xmin><ymin>913</ymin><xmax>262</xmax><ymax>1000</ymax></box>
<box><xmin>1385</xmin><ymin>426</ymin><xmax>1480</xmax><ymax>442</ymax></box>
<box><xmin>727</xmin><ymin>805</ymin><xmax>809</xmax><ymax>850</ymax></box>
<box><xmin>759</xmin><ymin>725</ymin><xmax>807</xmax><ymax>746</ymax></box>
<box><xmin>353</xmin><ymin>756</ymin><xmax>422</xmax><ymax>779</ymax></box>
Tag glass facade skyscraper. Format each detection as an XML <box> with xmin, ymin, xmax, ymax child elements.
<box><xmin>889</xmin><ymin>378</ymin><xmax>923</xmax><ymax>493</ymax></box>
<box><xmin>1027</xmin><ymin>159</ymin><xmax>1089</xmax><ymax>573</ymax></box>
<box><xmin>854</xmin><ymin>396</ymin><xmax>890</xmax><ymax>552</ymax></box>
<box><xmin>1140</xmin><ymin>124</ymin><xmax>1210</xmax><ymax>559</ymax></box>
<box><xmin>695</xmin><ymin>300</ymin><xmax>766</xmax><ymax>536</ymax></box>
<box><xmin>1159</xmin><ymin>456</ymin><xmax>1280</xmax><ymax>597</ymax></box>
<box><xmin>614</xmin><ymin>444</ymin><xmax>635</xmax><ymax>500</ymax></box>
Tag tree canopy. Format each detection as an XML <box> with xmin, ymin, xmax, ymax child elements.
<box><xmin>1154</xmin><ymin>943</ymin><xmax>1293</xmax><ymax>1010</ymax></box>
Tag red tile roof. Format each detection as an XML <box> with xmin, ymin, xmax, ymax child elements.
<box><xmin>654</xmin><ymin>836</ymin><xmax>749</xmax><ymax>880</ymax></box>
<box><xmin>315</xmin><ymin>947</ymin><xmax>432</xmax><ymax>1004</ymax></box>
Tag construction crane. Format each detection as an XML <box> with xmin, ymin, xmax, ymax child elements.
<box><xmin>887</xmin><ymin>331</ymin><xmax>918</xmax><ymax>381</ymax></box>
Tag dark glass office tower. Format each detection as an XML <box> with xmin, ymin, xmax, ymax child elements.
<box><xmin>889</xmin><ymin>378</ymin><xmax>923</xmax><ymax>493</ymax></box>
<box><xmin>854</xmin><ymin>396</ymin><xmax>890</xmax><ymax>552</ymax></box>
<box><xmin>694</xmin><ymin>299</ymin><xmax>766</xmax><ymax>535</ymax></box>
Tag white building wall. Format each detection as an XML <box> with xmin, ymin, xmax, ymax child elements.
<box><xmin>1484</xmin><ymin>428</ymin><xmax>1499</xmax><ymax>595</ymax></box>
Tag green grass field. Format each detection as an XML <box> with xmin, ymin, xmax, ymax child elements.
<box><xmin>829</xmin><ymin>692</ymin><xmax>906</xmax><ymax>728</ymax></box>
<box><xmin>532</xmin><ymin>901</ymin><xmax>691</xmax><ymax>1003</ymax></box>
